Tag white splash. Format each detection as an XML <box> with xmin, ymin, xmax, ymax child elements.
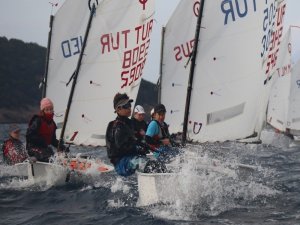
<box><xmin>141</xmin><ymin>143</ymin><xmax>280</xmax><ymax>220</ymax></box>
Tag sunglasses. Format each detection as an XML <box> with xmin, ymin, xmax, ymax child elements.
<box><xmin>119</xmin><ymin>102</ymin><xmax>132</xmax><ymax>109</ymax></box>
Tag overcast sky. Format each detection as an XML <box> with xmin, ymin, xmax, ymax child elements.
<box><xmin>0</xmin><ymin>0</ymin><xmax>299</xmax><ymax>83</ymax></box>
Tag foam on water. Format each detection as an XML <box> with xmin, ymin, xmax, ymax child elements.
<box><xmin>145</xmin><ymin>142</ymin><xmax>280</xmax><ymax>221</ymax></box>
<box><xmin>111</xmin><ymin>177</ymin><xmax>131</xmax><ymax>194</ymax></box>
<box><xmin>0</xmin><ymin>165</ymin><xmax>58</xmax><ymax>191</ymax></box>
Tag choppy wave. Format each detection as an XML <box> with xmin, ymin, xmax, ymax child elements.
<box><xmin>1</xmin><ymin>124</ymin><xmax>300</xmax><ymax>224</ymax></box>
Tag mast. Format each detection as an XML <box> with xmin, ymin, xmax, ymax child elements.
<box><xmin>59</xmin><ymin>4</ymin><xmax>96</xmax><ymax>147</ymax></box>
<box><xmin>42</xmin><ymin>15</ymin><xmax>54</xmax><ymax>98</ymax></box>
<box><xmin>158</xmin><ymin>26</ymin><xmax>166</xmax><ymax>104</ymax></box>
<box><xmin>182</xmin><ymin>0</ymin><xmax>205</xmax><ymax>144</ymax></box>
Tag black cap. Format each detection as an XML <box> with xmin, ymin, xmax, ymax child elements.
<box><xmin>154</xmin><ymin>104</ymin><xmax>166</xmax><ymax>113</ymax></box>
<box><xmin>113</xmin><ymin>93</ymin><xmax>133</xmax><ymax>110</ymax></box>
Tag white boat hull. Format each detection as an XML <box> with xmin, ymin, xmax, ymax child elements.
<box><xmin>137</xmin><ymin>172</ymin><xmax>179</xmax><ymax>206</ymax></box>
<box><xmin>137</xmin><ymin>162</ymin><xmax>256</xmax><ymax>206</ymax></box>
<box><xmin>15</xmin><ymin>162</ymin><xmax>69</xmax><ymax>186</ymax></box>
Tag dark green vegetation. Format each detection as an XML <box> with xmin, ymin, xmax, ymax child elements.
<box><xmin>0</xmin><ymin>36</ymin><xmax>158</xmax><ymax>123</ymax></box>
<box><xmin>0</xmin><ymin>37</ymin><xmax>45</xmax><ymax>123</ymax></box>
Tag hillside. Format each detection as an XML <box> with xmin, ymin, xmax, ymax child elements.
<box><xmin>0</xmin><ymin>37</ymin><xmax>158</xmax><ymax>123</ymax></box>
<box><xmin>0</xmin><ymin>37</ymin><xmax>45</xmax><ymax>123</ymax></box>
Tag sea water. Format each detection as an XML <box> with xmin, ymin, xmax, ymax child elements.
<box><xmin>0</xmin><ymin>124</ymin><xmax>300</xmax><ymax>225</ymax></box>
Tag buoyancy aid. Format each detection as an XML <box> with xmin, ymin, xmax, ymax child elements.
<box><xmin>39</xmin><ymin>117</ymin><xmax>56</xmax><ymax>145</ymax></box>
<box><xmin>157</xmin><ymin>120</ymin><xmax>170</xmax><ymax>139</ymax></box>
<box><xmin>147</xmin><ymin>120</ymin><xmax>170</xmax><ymax>149</ymax></box>
<box><xmin>28</xmin><ymin>114</ymin><xmax>56</xmax><ymax>146</ymax></box>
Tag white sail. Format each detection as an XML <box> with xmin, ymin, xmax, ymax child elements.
<box><xmin>46</xmin><ymin>0</ymin><xmax>91</xmax><ymax>134</ymax></box>
<box><xmin>267</xmin><ymin>28</ymin><xmax>292</xmax><ymax>132</ymax></box>
<box><xmin>160</xmin><ymin>0</ymin><xmax>198</xmax><ymax>134</ymax></box>
<box><xmin>287</xmin><ymin>59</ymin><xmax>300</xmax><ymax>135</ymax></box>
<box><xmin>63</xmin><ymin>0</ymin><xmax>155</xmax><ymax>146</ymax></box>
<box><xmin>185</xmin><ymin>0</ymin><xmax>287</xmax><ymax>142</ymax></box>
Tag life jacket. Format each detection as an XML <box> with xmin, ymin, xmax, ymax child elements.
<box><xmin>149</xmin><ymin>120</ymin><xmax>170</xmax><ymax>149</ymax></box>
<box><xmin>39</xmin><ymin>118</ymin><xmax>56</xmax><ymax>145</ymax></box>
<box><xmin>29</xmin><ymin>114</ymin><xmax>56</xmax><ymax>146</ymax></box>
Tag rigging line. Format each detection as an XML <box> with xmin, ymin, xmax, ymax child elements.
<box><xmin>184</xmin><ymin>53</ymin><xmax>193</xmax><ymax>69</ymax></box>
<box><xmin>66</xmin><ymin>71</ymin><xmax>76</xmax><ymax>87</ymax></box>
<box><xmin>290</xmin><ymin>25</ymin><xmax>300</xmax><ymax>29</ymax></box>
<box><xmin>143</xmin><ymin>11</ymin><xmax>155</xmax><ymax>21</ymax></box>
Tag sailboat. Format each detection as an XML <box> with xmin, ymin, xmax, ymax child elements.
<box><xmin>162</xmin><ymin>0</ymin><xmax>286</xmax><ymax>143</ymax></box>
<box><xmin>138</xmin><ymin>0</ymin><xmax>287</xmax><ymax>206</ymax></box>
<box><xmin>288</xmin><ymin>59</ymin><xmax>300</xmax><ymax>139</ymax></box>
<box><xmin>21</xmin><ymin>0</ymin><xmax>155</xmax><ymax>183</ymax></box>
<box><xmin>267</xmin><ymin>26</ymin><xmax>300</xmax><ymax>140</ymax></box>
<box><xmin>43</xmin><ymin>0</ymin><xmax>155</xmax><ymax>146</ymax></box>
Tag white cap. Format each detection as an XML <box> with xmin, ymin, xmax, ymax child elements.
<box><xmin>134</xmin><ymin>105</ymin><xmax>145</xmax><ymax>114</ymax></box>
<box><xmin>150</xmin><ymin>108</ymin><xmax>154</xmax><ymax>116</ymax></box>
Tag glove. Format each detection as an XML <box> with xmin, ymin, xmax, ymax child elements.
<box><xmin>136</xmin><ymin>145</ymin><xmax>150</xmax><ymax>155</ymax></box>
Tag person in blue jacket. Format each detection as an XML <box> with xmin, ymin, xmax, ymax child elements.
<box><xmin>146</xmin><ymin>104</ymin><xmax>181</xmax><ymax>162</ymax></box>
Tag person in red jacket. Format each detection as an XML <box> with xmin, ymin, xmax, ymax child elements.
<box><xmin>26</xmin><ymin>98</ymin><xmax>65</xmax><ymax>162</ymax></box>
<box><xmin>2</xmin><ymin>124</ymin><xmax>27</xmax><ymax>165</ymax></box>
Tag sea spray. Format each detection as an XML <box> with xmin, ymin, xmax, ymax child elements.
<box><xmin>146</xmin><ymin>143</ymin><xmax>280</xmax><ymax>220</ymax></box>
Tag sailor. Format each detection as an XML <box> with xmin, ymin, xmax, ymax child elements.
<box><xmin>145</xmin><ymin>104</ymin><xmax>181</xmax><ymax>162</ymax></box>
<box><xmin>131</xmin><ymin>105</ymin><xmax>148</xmax><ymax>144</ymax></box>
<box><xmin>26</xmin><ymin>98</ymin><xmax>66</xmax><ymax>162</ymax></box>
<box><xmin>106</xmin><ymin>93</ymin><xmax>167</xmax><ymax>176</ymax></box>
<box><xmin>2</xmin><ymin>124</ymin><xmax>28</xmax><ymax>165</ymax></box>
